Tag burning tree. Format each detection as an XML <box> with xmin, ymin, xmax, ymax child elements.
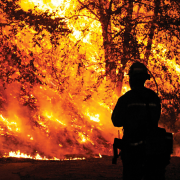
<box><xmin>68</xmin><ymin>0</ymin><xmax>180</xmax><ymax>129</ymax></box>
<box><xmin>70</xmin><ymin>0</ymin><xmax>180</xmax><ymax>92</ymax></box>
<box><xmin>0</xmin><ymin>0</ymin><xmax>116</xmax><ymax>159</ymax></box>
<box><xmin>0</xmin><ymin>0</ymin><xmax>180</xmax><ymax>159</ymax></box>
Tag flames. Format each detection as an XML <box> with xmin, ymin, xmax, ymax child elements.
<box><xmin>3</xmin><ymin>150</ymin><xmax>87</xmax><ymax>160</ymax></box>
<box><xmin>0</xmin><ymin>114</ymin><xmax>20</xmax><ymax>133</ymax></box>
<box><xmin>20</xmin><ymin>0</ymin><xmax>69</xmax><ymax>15</ymax></box>
<box><xmin>0</xmin><ymin>81</ymin><xmax>117</xmax><ymax>159</ymax></box>
<box><xmin>0</xmin><ymin>0</ymin><xmax>180</xmax><ymax>160</ymax></box>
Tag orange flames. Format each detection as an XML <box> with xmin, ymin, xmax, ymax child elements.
<box><xmin>0</xmin><ymin>81</ymin><xmax>117</xmax><ymax>159</ymax></box>
<box><xmin>0</xmin><ymin>0</ymin><xmax>180</xmax><ymax>160</ymax></box>
<box><xmin>3</xmin><ymin>150</ymin><xmax>87</xmax><ymax>160</ymax></box>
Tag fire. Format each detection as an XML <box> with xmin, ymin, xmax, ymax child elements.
<box><xmin>3</xmin><ymin>150</ymin><xmax>85</xmax><ymax>160</ymax></box>
<box><xmin>7</xmin><ymin>150</ymin><xmax>33</xmax><ymax>159</ymax></box>
<box><xmin>0</xmin><ymin>0</ymin><xmax>180</xmax><ymax>160</ymax></box>
<box><xmin>27</xmin><ymin>134</ymin><xmax>33</xmax><ymax>140</ymax></box>
<box><xmin>85</xmin><ymin>111</ymin><xmax>100</xmax><ymax>123</ymax></box>
<box><xmin>0</xmin><ymin>114</ymin><xmax>20</xmax><ymax>133</ymax></box>
<box><xmin>20</xmin><ymin>0</ymin><xmax>69</xmax><ymax>15</ymax></box>
<box><xmin>43</xmin><ymin>111</ymin><xmax>66</xmax><ymax>126</ymax></box>
<box><xmin>0</xmin><ymin>82</ymin><xmax>115</xmax><ymax>159</ymax></box>
<box><xmin>78</xmin><ymin>132</ymin><xmax>87</xmax><ymax>143</ymax></box>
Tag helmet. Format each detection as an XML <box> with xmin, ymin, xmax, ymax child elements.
<box><xmin>128</xmin><ymin>62</ymin><xmax>150</xmax><ymax>80</ymax></box>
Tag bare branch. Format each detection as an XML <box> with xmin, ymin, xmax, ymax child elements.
<box><xmin>77</xmin><ymin>0</ymin><xmax>100</xmax><ymax>20</ymax></box>
<box><xmin>66</xmin><ymin>15</ymin><xmax>99</xmax><ymax>21</ymax></box>
<box><xmin>145</xmin><ymin>0</ymin><xmax>160</xmax><ymax>64</ymax></box>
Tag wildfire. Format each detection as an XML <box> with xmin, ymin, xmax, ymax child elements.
<box><xmin>7</xmin><ymin>150</ymin><xmax>32</xmax><ymax>159</ymax></box>
<box><xmin>0</xmin><ymin>0</ymin><xmax>179</xmax><ymax>161</ymax></box>
<box><xmin>0</xmin><ymin>82</ymin><xmax>114</xmax><ymax>159</ymax></box>
<box><xmin>43</xmin><ymin>111</ymin><xmax>66</xmax><ymax>126</ymax></box>
<box><xmin>0</xmin><ymin>114</ymin><xmax>20</xmax><ymax>133</ymax></box>
<box><xmin>85</xmin><ymin>111</ymin><xmax>100</xmax><ymax>123</ymax></box>
<box><xmin>20</xmin><ymin>0</ymin><xmax>70</xmax><ymax>16</ymax></box>
<box><xmin>3</xmin><ymin>150</ymin><xmax>85</xmax><ymax>161</ymax></box>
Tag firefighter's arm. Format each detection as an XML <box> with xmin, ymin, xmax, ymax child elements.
<box><xmin>111</xmin><ymin>97</ymin><xmax>126</xmax><ymax>127</ymax></box>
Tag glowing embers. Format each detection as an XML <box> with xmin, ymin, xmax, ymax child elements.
<box><xmin>78</xmin><ymin>132</ymin><xmax>94</xmax><ymax>145</ymax></box>
<box><xmin>27</xmin><ymin>134</ymin><xmax>34</xmax><ymax>140</ymax></box>
<box><xmin>0</xmin><ymin>114</ymin><xmax>20</xmax><ymax>133</ymax></box>
<box><xmin>43</xmin><ymin>111</ymin><xmax>66</xmax><ymax>126</ymax></box>
<box><xmin>78</xmin><ymin>132</ymin><xmax>87</xmax><ymax>143</ymax></box>
<box><xmin>36</xmin><ymin>111</ymin><xmax>66</xmax><ymax>134</ymax></box>
<box><xmin>85</xmin><ymin>110</ymin><xmax>100</xmax><ymax>123</ymax></box>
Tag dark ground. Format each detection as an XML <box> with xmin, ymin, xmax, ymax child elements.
<box><xmin>0</xmin><ymin>156</ymin><xmax>180</xmax><ymax>180</ymax></box>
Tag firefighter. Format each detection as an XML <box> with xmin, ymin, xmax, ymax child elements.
<box><xmin>111</xmin><ymin>62</ymin><xmax>168</xmax><ymax>180</ymax></box>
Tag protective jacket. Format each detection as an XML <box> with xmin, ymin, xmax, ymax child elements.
<box><xmin>111</xmin><ymin>87</ymin><xmax>161</xmax><ymax>143</ymax></box>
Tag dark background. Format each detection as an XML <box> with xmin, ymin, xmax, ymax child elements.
<box><xmin>0</xmin><ymin>156</ymin><xmax>180</xmax><ymax>180</ymax></box>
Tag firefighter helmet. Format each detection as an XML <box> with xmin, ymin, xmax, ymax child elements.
<box><xmin>128</xmin><ymin>62</ymin><xmax>150</xmax><ymax>80</ymax></box>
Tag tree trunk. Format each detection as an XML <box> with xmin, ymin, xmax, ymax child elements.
<box><xmin>99</xmin><ymin>0</ymin><xmax>117</xmax><ymax>82</ymax></box>
<box><xmin>144</xmin><ymin>0</ymin><xmax>160</xmax><ymax>65</ymax></box>
<box><xmin>116</xmin><ymin>0</ymin><xmax>134</xmax><ymax>96</ymax></box>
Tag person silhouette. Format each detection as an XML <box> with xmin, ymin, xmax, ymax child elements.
<box><xmin>111</xmin><ymin>62</ymin><xmax>169</xmax><ymax>180</ymax></box>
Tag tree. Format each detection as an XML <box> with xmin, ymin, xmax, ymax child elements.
<box><xmin>64</xmin><ymin>0</ymin><xmax>180</xmax><ymax>131</ymax></box>
<box><xmin>66</xmin><ymin>0</ymin><xmax>180</xmax><ymax>94</ymax></box>
<box><xmin>0</xmin><ymin>0</ymin><xmax>115</xmax><ymax>158</ymax></box>
<box><xmin>0</xmin><ymin>0</ymin><xmax>71</xmax><ymax>95</ymax></box>
<box><xmin>0</xmin><ymin>0</ymin><xmax>180</xmax><ymax>158</ymax></box>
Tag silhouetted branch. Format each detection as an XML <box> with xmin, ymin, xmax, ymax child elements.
<box><xmin>1</xmin><ymin>0</ymin><xmax>71</xmax><ymax>34</ymax></box>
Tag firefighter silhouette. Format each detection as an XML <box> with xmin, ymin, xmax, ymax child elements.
<box><xmin>112</xmin><ymin>62</ymin><xmax>172</xmax><ymax>180</ymax></box>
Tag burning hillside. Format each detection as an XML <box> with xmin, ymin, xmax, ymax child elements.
<box><xmin>0</xmin><ymin>0</ymin><xmax>180</xmax><ymax>159</ymax></box>
<box><xmin>0</xmin><ymin>80</ymin><xmax>119</xmax><ymax>159</ymax></box>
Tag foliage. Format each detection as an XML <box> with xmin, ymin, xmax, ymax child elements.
<box><xmin>65</xmin><ymin>0</ymin><xmax>180</xmax><ymax>131</ymax></box>
<box><xmin>0</xmin><ymin>0</ymin><xmax>180</xmax><ymax>159</ymax></box>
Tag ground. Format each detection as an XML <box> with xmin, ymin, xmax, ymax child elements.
<box><xmin>0</xmin><ymin>156</ymin><xmax>180</xmax><ymax>180</ymax></box>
